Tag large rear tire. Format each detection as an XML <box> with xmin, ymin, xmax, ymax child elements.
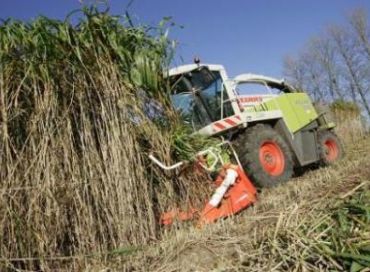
<box><xmin>235</xmin><ymin>124</ymin><xmax>294</xmax><ymax>188</ymax></box>
<box><xmin>318</xmin><ymin>130</ymin><xmax>343</xmax><ymax>165</ymax></box>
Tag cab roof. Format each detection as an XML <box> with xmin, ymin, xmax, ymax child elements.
<box><xmin>167</xmin><ymin>64</ymin><xmax>297</xmax><ymax>92</ymax></box>
<box><xmin>168</xmin><ymin>64</ymin><xmax>225</xmax><ymax>77</ymax></box>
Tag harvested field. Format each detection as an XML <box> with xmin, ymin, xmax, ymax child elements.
<box><xmin>115</xmin><ymin>135</ymin><xmax>370</xmax><ymax>272</ymax></box>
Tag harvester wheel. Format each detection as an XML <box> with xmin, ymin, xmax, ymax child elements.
<box><xmin>318</xmin><ymin>130</ymin><xmax>343</xmax><ymax>165</ymax></box>
<box><xmin>236</xmin><ymin>124</ymin><xmax>293</xmax><ymax>188</ymax></box>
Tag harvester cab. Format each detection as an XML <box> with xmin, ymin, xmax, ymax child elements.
<box><xmin>169</xmin><ymin>64</ymin><xmax>236</xmax><ymax>131</ymax></box>
<box><xmin>169</xmin><ymin>63</ymin><xmax>297</xmax><ymax>136</ymax></box>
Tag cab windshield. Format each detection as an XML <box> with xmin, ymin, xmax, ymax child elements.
<box><xmin>170</xmin><ymin>67</ymin><xmax>233</xmax><ymax>129</ymax></box>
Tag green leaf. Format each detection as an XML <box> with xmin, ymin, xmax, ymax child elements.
<box><xmin>350</xmin><ymin>261</ymin><xmax>364</xmax><ymax>272</ymax></box>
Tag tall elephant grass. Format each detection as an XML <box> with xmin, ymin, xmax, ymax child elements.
<box><xmin>0</xmin><ymin>7</ymin><xmax>210</xmax><ymax>270</ymax></box>
<box><xmin>330</xmin><ymin>100</ymin><xmax>368</xmax><ymax>144</ymax></box>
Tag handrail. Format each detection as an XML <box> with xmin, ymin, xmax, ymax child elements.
<box><xmin>148</xmin><ymin>154</ymin><xmax>184</xmax><ymax>170</ymax></box>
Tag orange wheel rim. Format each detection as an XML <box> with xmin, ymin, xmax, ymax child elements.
<box><xmin>324</xmin><ymin>139</ymin><xmax>339</xmax><ymax>161</ymax></box>
<box><xmin>259</xmin><ymin>141</ymin><xmax>285</xmax><ymax>176</ymax></box>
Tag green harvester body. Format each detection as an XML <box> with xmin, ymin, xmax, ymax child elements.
<box><xmin>168</xmin><ymin>63</ymin><xmax>341</xmax><ymax>187</ymax></box>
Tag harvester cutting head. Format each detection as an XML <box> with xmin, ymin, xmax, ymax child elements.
<box><xmin>149</xmin><ymin>142</ymin><xmax>257</xmax><ymax>226</ymax></box>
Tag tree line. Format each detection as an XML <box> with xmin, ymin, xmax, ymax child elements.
<box><xmin>283</xmin><ymin>8</ymin><xmax>370</xmax><ymax>119</ymax></box>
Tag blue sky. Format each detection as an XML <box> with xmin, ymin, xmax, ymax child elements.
<box><xmin>1</xmin><ymin>0</ymin><xmax>370</xmax><ymax>78</ymax></box>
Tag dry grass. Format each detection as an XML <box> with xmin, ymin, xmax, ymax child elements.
<box><xmin>332</xmin><ymin>108</ymin><xmax>367</xmax><ymax>145</ymax></box>
<box><xmin>0</xmin><ymin>9</ymin><xmax>211</xmax><ymax>271</ymax></box>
